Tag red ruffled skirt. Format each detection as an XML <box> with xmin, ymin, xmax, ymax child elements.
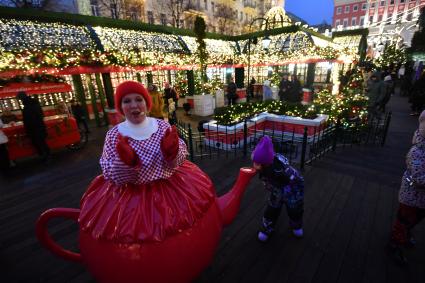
<box><xmin>79</xmin><ymin>161</ymin><xmax>216</xmax><ymax>243</ymax></box>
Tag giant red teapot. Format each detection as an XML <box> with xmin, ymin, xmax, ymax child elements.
<box><xmin>36</xmin><ymin>161</ymin><xmax>255</xmax><ymax>283</ymax></box>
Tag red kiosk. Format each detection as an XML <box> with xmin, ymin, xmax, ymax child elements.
<box><xmin>0</xmin><ymin>82</ymin><xmax>82</xmax><ymax>160</ymax></box>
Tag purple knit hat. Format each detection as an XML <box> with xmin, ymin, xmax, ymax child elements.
<box><xmin>252</xmin><ymin>136</ymin><xmax>275</xmax><ymax>165</ymax></box>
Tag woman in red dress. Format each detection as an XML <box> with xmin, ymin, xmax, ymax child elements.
<box><xmin>79</xmin><ymin>81</ymin><xmax>215</xmax><ymax>243</ymax></box>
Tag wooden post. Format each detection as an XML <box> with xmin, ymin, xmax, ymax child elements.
<box><xmin>95</xmin><ymin>73</ymin><xmax>109</xmax><ymax>125</ymax></box>
<box><xmin>85</xmin><ymin>74</ymin><xmax>101</xmax><ymax>127</ymax></box>
<box><xmin>101</xmin><ymin>73</ymin><xmax>114</xmax><ymax>109</ymax></box>
<box><xmin>71</xmin><ymin>74</ymin><xmax>89</xmax><ymax>117</ymax></box>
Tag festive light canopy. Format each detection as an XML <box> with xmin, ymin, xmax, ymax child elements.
<box><xmin>0</xmin><ymin>17</ymin><xmax>358</xmax><ymax>75</ymax></box>
<box><xmin>93</xmin><ymin>27</ymin><xmax>187</xmax><ymax>54</ymax></box>
<box><xmin>0</xmin><ymin>19</ymin><xmax>93</xmax><ymax>51</ymax></box>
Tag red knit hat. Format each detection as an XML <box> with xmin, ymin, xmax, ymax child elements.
<box><xmin>114</xmin><ymin>81</ymin><xmax>152</xmax><ymax>115</ymax></box>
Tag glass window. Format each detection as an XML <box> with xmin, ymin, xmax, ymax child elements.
<box><xmin>380</xmin><ymin>0</ymin><xmax>385</xmax><ymax>6</ymax></box>
<box><xmin>204</xmin><ymin>0</ymin><xmax>208</xmax><ymax>9</ymax></box>
<box><xmin>360</xmin><ymin>16</ymin><xmax>365</xmax><ymax>25</ymax></box>
<box><xmin>337</xmin><ymin>7</ymin><xmax>342</xmax><ymax>14</ymax></box>
<box><xmin>353</xmin><ymin>4</ymin><xmax>358</xmax><ymax>11</ymax></box>
<box><xmin>343</xmin><ymin>18</ymin><xmax>348</xmax><ymax>27</ymax></box>
<box><xmin>371</xmin><ymin>2</ymin><xmax>376</xmax><ymax>8</ymax></box>
<box><xmin>369</xmin><ymin>16</ymin><xmax>374</xmax><ymax>23</ymax></box>
<box><xmin>335</xmin><ymin>19</ymin><xmax>340</xmax><ymax>26</ymax></box>
<box><xmin>90</xmin><ymin>0</ymin><xmax>99</xmax><ymax>16</ymax></box>
<box><xmin>387</xmin><ymin>13</ymin><xmax>393</xmax><ymax>20</ymax></box>
<box><xmin>407</xmin><ymin>13</ymin><xmax>413</xmax><ymax>21</ymax></box>
<box><xmin>351</xmin><ymin>17</ymin><xmax>357</xmax><ymax>26</ymax></box>
<box><xmin>362</xmin><ymin>3</ymin><xmax>367</xmax><ymax>10</ymax></box>
<box><xmin>345</xmin><ymin>6</ymin><xmax>350</xmax><ymax>13</ymax></box>
<box><xmin>147</xmin><ymin>11</ymin><xmax>154</xmax><ymax>24</ymax></box>
<box><xmin>110</xmin><ymin>3</ymin><xmax>118</xmax><ymax>19</ymax></box>
<box><xmin>212</xmin><ymin>2</ymin><xmax>215</xmax><ymax>12</ymax></box>
<box><xmin>390</xmin><ymin>0</ymin><xmax>395</xmax><ymax>5</ymax></box>
<box><xmin>314</xmin><ymin>62</ymin><xmax>330</xmax><ymax>83</ymax></box>
<box><xmin>378</xmin><ymin>15</ymin><xmax>383</xmax><ymax>22</ymax></box>
<box><xmin>400</xmin><ymin>0</ymin><xmax>405</xmax><ymax>3</ymax></box>
<box><xmin>129</xmin><ymin>7</ymin><xmax>138</xmax><ymax>21</ymax></box>
<box><xmin>160</xmin><ymin>13</ymin><xmax>167</xmax><ymax>25</ymax></box>
<box><xmin>32</xmin><ymin>0</ymin><xmax>41</xmax><ymax>7</ymax></box>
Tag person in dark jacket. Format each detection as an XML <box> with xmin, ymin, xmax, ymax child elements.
<box><xmin>252</xmin><ymin>136</ymin><xmax>304</xmax><ymax>242</ymax></box>
<box><xmin>248</xmin><ymin>77</ymin><xmax>256</xmax><ymax>99</ymax></box>
<box><xmin>163</xmin><ymin>82</ymin><xmax>178</xmax><ymax>107</ymax></box>
<box><xmin>16</xmin><ymin>92</ymin><xmax>50</xmax><ymax>161</ymax></box>
<box><xmin>70</xmin><ymin>100</ymin><xmax>89</xmax><ymax>133</ymax></box>
<box><xmin>366</xmin><ymin>74</ymin><xmax>385</xmax><ymax>117</ymax></box>
<box><xmin>279</xmin><ymin>73</ymin><xmax>292</xmax><ymax>102</ymax></box>
<box><xmin>226</xmin><ymin>77</ymin><xmax>238</xmax><ymax>106</ymax></box>
<box><xmin>379</xmin><ymin>75</ymin><xmax>394</xmax><ymax>112</ymax></box>
<box><xmin>289</xmin><ymin>74</ymin><xmax>302</xmax><ymax>103</ymax></box>
<box><xmin>409</xmin><ymin>72</ymin><xmax>425</xmax><ymax>116</ymax></box>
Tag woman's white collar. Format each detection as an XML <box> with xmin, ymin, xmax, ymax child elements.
<box><xmin>117</xmin><ymin>117</ymin><xmax>158</xmax><ymax>141</ymax></box>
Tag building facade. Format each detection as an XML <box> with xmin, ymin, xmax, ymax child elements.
<box><xmin>333</xmin><ymin>0</ymin><xmax>425</xmax><ymax>48</ymax></box>
<box><xmin>73</xmin><ymin>0</ymin><xmax>273</xmax><ymax>35</ymax></box>
<box><xmin>0</xmin><ymin>0</ymin><xmax>79</xmax><ymax>13</ymax></box>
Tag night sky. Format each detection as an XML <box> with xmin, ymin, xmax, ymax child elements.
<box><xmin>285</xmin><ymin>0</ymin><xmax>334</xmax><ymax>25</ymax></box>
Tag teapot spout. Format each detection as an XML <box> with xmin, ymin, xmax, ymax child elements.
<box><xmin>218</xmin><ymin>167</ymin><xmax>256</xmax><ymax>226</ymax></box>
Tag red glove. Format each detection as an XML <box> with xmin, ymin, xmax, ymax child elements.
<box><xmin>161</xmin><ymin>126</ymin><xmax>179</xmax><ymax>162</ymax></box>
<box><xmin>116</xmin><ymin>134</ymin><xmax>139</xmax><ymax>167</ymax></box>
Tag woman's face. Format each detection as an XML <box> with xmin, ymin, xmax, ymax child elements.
<box><xmin>121</xmin><ymin>93</ymin><xmax>147</xmax><ymax>124</ymax></box>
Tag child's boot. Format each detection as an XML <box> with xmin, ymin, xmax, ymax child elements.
<box><xmin>257</xmin><ymin>218</ymin><xmax>274</xmax><ymax>242</ymax></box>
<box><xmin>292</xmin><ymin>228</ymin><xmax>303</xmax><ymax>238</ymax></box>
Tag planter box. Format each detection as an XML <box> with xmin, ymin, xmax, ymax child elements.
<box><xmin>177</xmin><ymin>97</ymin><xmax>186</xmax><ymax>108</ymax></box>
<box><xmin>192</xmin><ymin>94</ymin><xmax>215</xmax><ymax>116</ymax></box>
<box><xmin>202</xmin><ymin>112</ymin><xmax>328</xmax><ymax>150</ymax></box>
<box><xmin>215</xmin><ymin>89</ymin><xmax>225</xmax><ymax>108</ymax></box>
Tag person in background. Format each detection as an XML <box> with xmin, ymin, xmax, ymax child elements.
<box><xmin>167</xmin><ymin>98</ymin><xmax>177</xmax><ymax>125</ymax></box>
<box><xmin>0</xmin><ymin>117</ymin><xmax>10</xmax><ymax>174</ymax></box>
<box><xmin>262</xmin><ymin>79</ymin><xmax>273</xmax><ymax>101</ymax></box>
<box><xmin>16</xmin><ymin>92</ymin><xmax>50</xmax><ymax>162</ymax></box>
<box><xmin>379</xmin><ymin>75</ymin><xmax>394</xmax><ymax>113</ymax></box>
<box><xmin>1</xmin><ymin>106</ymin><xmax>18</xmax><ymax>124</ymax></box>
<box><xmin>248</xmin><ymin>77</ymin><xmax>256</xmax><ymax>99</ymax></box>
<box><xmin>387</xmin><ymin>111</ymin><xmax>425</xmax><ymax>266</ymax></box>
<box><xmin>278</xmin><ymin>73</ymin><xmax>292</xmax><ymax>102</ymax></box>
<box><xmin>226</xmin><ymin>77</ymin><xmax>238</xmax><ymax>106</ymax></box>
<box><xmin>289</xmin><ymin>74</ymin><xmax>302</xmax><ymax>103</ymax></box>
<box><xmin>409</xmin><ymin>71</ymin><xmax>425</xmax><ymax>116</ymax></box>
<box><xmin>163</xmin><ymin>82</ymin><xmax>178</xmax><ymax>107</ymax></box>
<box><xmin>365</xmin><ymin>74</ymin><xmax>385</xmax><ymax>117</ymax></box>
<box><xmin>252</xmin><ymin>136</ymin><xmax>304</xmax><ymax>242</ymax></box>
<box><xmin>148</xmin><ymin>84</ymin><xmax>165</xmax><ymax>119</ymax></box>
<box><xmin>70</xmin><ymin>99</ymin><xmax>90</xmax><ymax>134</ymax></box>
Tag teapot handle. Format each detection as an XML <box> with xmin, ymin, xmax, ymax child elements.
<box><xmin>36</xmin><ymin>208</ymin><xmax>82</xmax><ymax>262</ymax></box>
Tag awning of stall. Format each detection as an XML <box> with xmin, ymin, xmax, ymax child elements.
<box><xmin>0</xmin><ymin>82</ymin><xmax>72</xmax><ymax>98</ymax></box>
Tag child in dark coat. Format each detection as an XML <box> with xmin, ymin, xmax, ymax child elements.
<box><xmin>252</xmin><ymin>136</ymin><xmax>304</xmax><ymax>242</ymax></box>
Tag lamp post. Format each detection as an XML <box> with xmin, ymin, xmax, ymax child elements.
<box><xmin>246</xmin><ymin>17</ymin><xmax>271</xmax><ymax>99</ymax></box>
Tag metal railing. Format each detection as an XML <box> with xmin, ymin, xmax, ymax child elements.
<box><xmin>176</xmin><ymin>111</ymin><xmax>392</xmax><ymax>170</ymax></box>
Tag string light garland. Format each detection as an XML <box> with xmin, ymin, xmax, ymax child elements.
<box><xmin>0</xmin><ymin>18</ymin><xmax>357</xmax><ymax>74</ymax></box>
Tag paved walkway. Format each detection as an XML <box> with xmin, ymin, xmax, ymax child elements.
<box><xmin>0</xmin><ymin>93</ymin><xmax>423</xmax><ymax>283</ymax></box>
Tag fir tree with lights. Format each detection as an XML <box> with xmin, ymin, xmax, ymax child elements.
<box><xmin>314</xmin><ymin>68</ymin><xmax>368</xmax><ymax>125</ymax></box>
<box><xmin>374</xmin><ymin>42</ymin><xmax>408</xmax><ymax>70</ymax></box>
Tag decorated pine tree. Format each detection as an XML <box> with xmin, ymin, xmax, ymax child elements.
<box><xmin>314</xmin><ymin>68</ymin><xmax>368</xmax><ymax>125</ymax></box>
<box><xmin>374</xmin><ymin>42</ymin><xmax>408</xmax><ymax>70</ymax></box>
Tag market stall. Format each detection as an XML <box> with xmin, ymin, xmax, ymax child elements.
<box><xmin>0</xmin><ymin>81</ymin><xmax>81</xmax><ymax>160</ymax></box>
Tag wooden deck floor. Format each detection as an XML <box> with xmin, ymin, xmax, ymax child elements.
<box><xmin>1</xmin><ymin>94</ymin><xmax>424</xmax><ymax>283</ymax></box>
